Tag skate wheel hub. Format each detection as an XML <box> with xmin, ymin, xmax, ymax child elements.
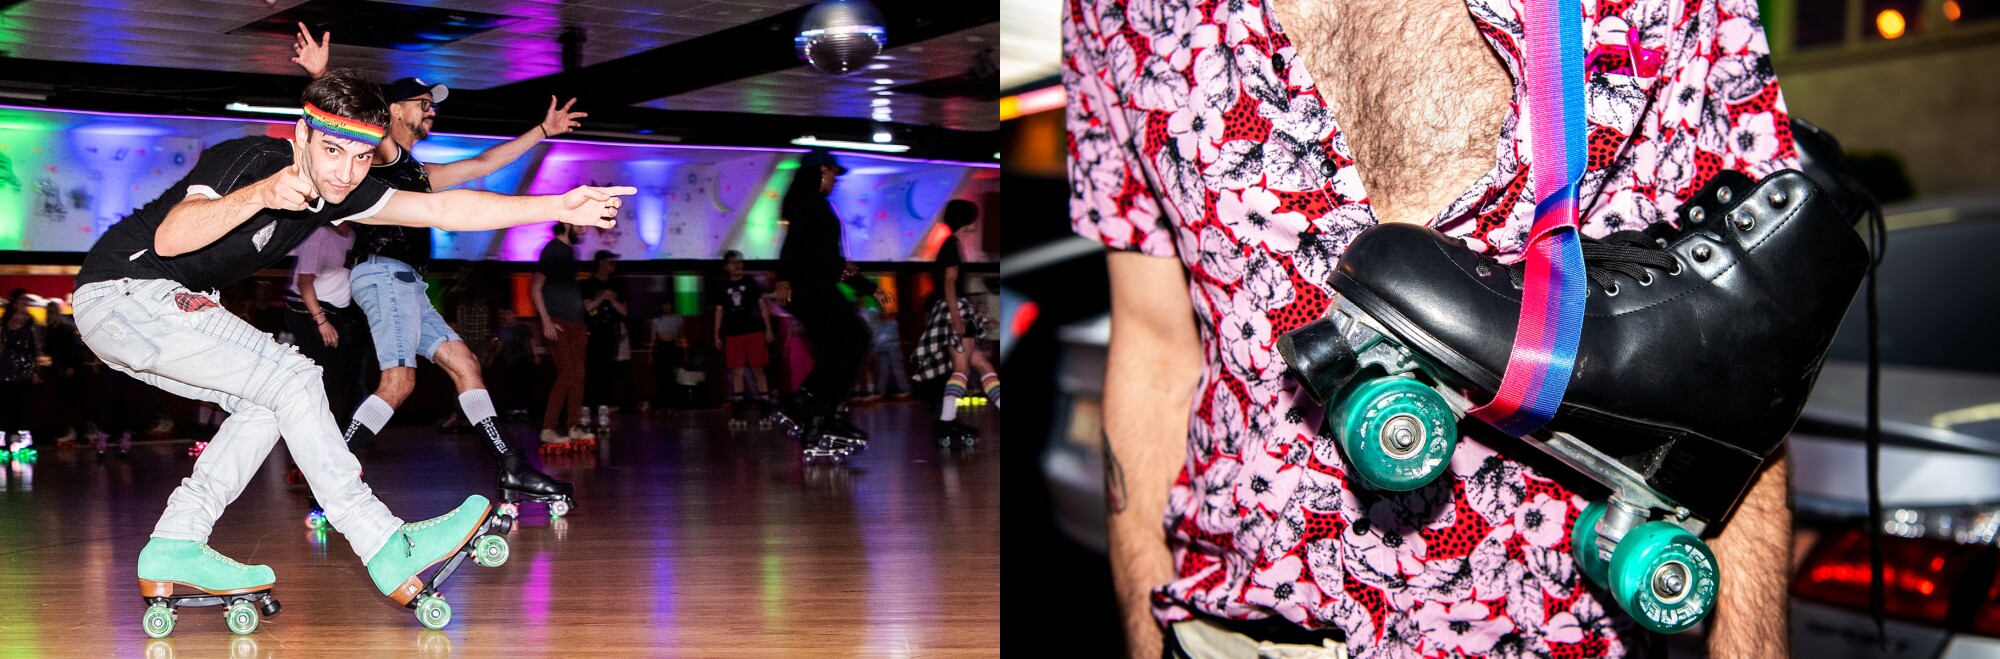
<box><xmin>1380</xmin><ymin>414</ymin><xmax>1424</xmax><ymax>458</ymax></box>
<box><xmin>1652</xmin><ymin>560</ymin><xmax>1690</xmax><ymax>603</ymax></box>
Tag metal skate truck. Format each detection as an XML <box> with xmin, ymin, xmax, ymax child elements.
<box><xmin>1277</xmin><ymin>169</ymin><xmax>1870</xmax><ymax>633</ymax></box>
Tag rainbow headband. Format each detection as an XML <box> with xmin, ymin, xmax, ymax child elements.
<box><xmin>303</xmin><ymin>103</ymin><xmax>385</xmax><ymax>146</ymax></box>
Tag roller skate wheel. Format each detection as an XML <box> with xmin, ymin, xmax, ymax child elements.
<box><xmin>142</xmin><ymin>603</ymin><xmax>176</xmax><ymax>638</ymax></box>
<box><xmin>498</xmin><ymin>502</ymin><xmax>519</xmax><ymax>518</ymax></box>
<box><xmin>549</xmin><ymin>499</ymin><xmax>572</xmax><ymax>518</ymax></box>
<box><xmin>963</xmin><ymin>434</ymin><xmax>976</xmax><ymax>447</ymax></box>
<box><xmin>225</xmin><ymin>600</ymin><xmax>260</xmax><ymax>634</ymax></box>
<box><xmin>474</xmin><ymin>534</ymin><xmax>510</xmax><ymax>568</ymax></box>
<box><xmin>415</xmin><ymin>595</ymin><xmax>452</xmax><ymax>630</ymax></box>
<box><xmin>1608</xmin><ymin>521</ymin><xmax>1718</xmax><ymax>634</ymax></box>
<box><xmin>1331</xmin><ymin>376</ymin><xmax>1456</xmax><ymax>492</ymax></box>
<box><xmin>304</xmin><ymin>510</ymin><xmax>327</xmax><ymax>530</ymax></box>
<box><xmin>1570</xmin><ymin>501</ymin><xmax>1612</xmax><ymax>588</ymax></box>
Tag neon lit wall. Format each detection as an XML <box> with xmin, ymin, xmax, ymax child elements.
<box><xmin>0</xmin><ymin>106</ymin><xmax>999</xmax><ymax>262</ymax></box>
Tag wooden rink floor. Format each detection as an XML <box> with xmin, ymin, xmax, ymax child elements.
<box><xmin>0</xmin><ymin>401</ymin><xmax>999</xmax><ymax>657</ymax></box>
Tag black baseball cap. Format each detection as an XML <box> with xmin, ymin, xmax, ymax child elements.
<box><xmin>799</xmin><ymin>149</ymin><xmax>847</xmax><ymax>174</ymax></box>
<box><xmin>593</xmin><ymin>249</ymin><xmax>619</xmax><ymax>261</ymax></box>
<box><xmin>382</xmin><ymin>77</ymin><xmax>449</xmax><ymax>104</ymax></box>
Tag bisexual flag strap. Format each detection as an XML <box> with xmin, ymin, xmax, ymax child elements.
<box><xmin>1468</xmin><ymin>0</ymin><xmax>1588</xmax><ymax>437</ymax></box>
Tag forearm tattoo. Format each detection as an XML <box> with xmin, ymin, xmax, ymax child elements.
<box><xmin>1104</xmin><ymin>430</ymin><xmax>1128</xmax><ymax>514</ymax></box>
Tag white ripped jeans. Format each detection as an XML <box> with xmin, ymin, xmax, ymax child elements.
<box><xmin>74</xmin><ymin>279</ymin><xmax>403</xmax><ymax>562</ymax></box>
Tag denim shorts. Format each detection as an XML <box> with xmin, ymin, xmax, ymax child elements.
<box><xmin>349</xmin><ymin>256</ymin><xmax>460</xmax><ymax>370</ymax></box>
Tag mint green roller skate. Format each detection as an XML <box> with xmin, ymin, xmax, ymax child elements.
<box><xmin>136</xmin><ymin>538</ymin><xmax>281</xmax><ymax>638</ymax></box>
<box><xmin>365</xmin><ymin>495</ymin><xmax>509</xmax><ymax>629</ymax></box>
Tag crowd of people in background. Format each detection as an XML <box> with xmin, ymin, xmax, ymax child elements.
<box><xmin>0</xmin><ymin>216</ymin><xmax>998</xmax><ymax>454</ymax></box>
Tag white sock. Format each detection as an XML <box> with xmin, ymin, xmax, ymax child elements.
<box><xmin>458</xmin><ymin>389</ymin><xmax>498</xmax><ymax>424</ymax></box>
<box><xmin>355</xmin><ymin>395</ymin><xmax>395</xmax><ymax>434</ymax></box>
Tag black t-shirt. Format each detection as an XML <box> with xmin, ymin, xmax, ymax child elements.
<box><xmin>777</xmin><ymin>189</ymin><xmax>846</xmax><ymax>292</ymax></box>
<box><xmin>348</xmin><ymin>144</ymin><xmax>434</xmax><ymax>272</ymax></box>
<box><xmin>580</xmin><ymin>276</ymin><xmax>626</xmax><ymax>336</ymax></box>
<box><xmin>936</xmin><ymin>235</ymin><xmax>971</xmax><ymax>297</ymax></box>
<box><xmin>77</xmin><ymin>137</ymin><xmax>395</xmax><ymax>292</ymax></box>
<box><xmin>537</xmin><ymin>241</ymin><xmax>584</xmax><ymax>324</ymax></box>
<box><xmin>713</xmin><ymin>275</ymin><xmax>766</xmax><ymax>337</ymax></box>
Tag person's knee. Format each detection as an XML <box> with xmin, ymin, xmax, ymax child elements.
<box><xmin>376</xmin><ymin>367</ymin><xmax>416</xmax><ymax>406</ymax></box>
<box><xmin>433</xmin><ymin>342</ymin><xmax>485</xmax><ymax>388</ymax></box>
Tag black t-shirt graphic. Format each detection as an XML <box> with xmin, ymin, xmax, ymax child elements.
<box><xmin>77</xmin><ymin>137</ymin><xmax>395</xmax><ymax>292</ymax></box>
<box><xmin>348</xmin><ymin>144</ymin><xmax>434</xmax><ymax>272</ymax></box>
<box><xmin>713</xmin><ymin>276</ymin><xmax>765</xmax><ymax>337</ymax></box>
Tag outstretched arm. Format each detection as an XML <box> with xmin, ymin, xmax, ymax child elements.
<box><xmin>360</xmin><ymin>185</ymin><xmax>633</xmax><ymax>232</ymax></box>
<box><xmin>425</xmin><ymin>97</ymin><xmax>588</xmax><ymax>190</ymax></box>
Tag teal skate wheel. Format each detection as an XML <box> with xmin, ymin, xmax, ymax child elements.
<box><xmin>225</xmin><ymin>600</ymin><xmax>260</xmax><ymax>634</ymax></box>
<box><xmin>142</xmin><ymin>603</ymin><xmax>176</xmax><ymax>638</ymax></box>
<box><xmin>474</xmin><ymin>535</ymin><xmax>510</xmax><ymax>568</ymax></box>
<box><xmin>1331</xmin><ymin>376</ymin><xmax>1456</xmax><ymax>491</ymax></box>
<box><xmin>1571</xmin><ymin>501</ymin><xmax>1611</xmax><ymax>588</ymax></box>
<box><xmin>1608</xmin><ymin>521</ymin><xmax>1718</xmax><ymax>634</ymax></box>
<box><xmin>416</xmin><ymin>595</ymin><xmax>452</xmax><ymax>630</ymax></box>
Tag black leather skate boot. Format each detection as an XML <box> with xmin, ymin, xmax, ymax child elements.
<box><xmin>1279</xmin><ymin>169</ymin><xmax>1868</xmax><ymax>632</ymax></box>
<box><xmin>1285</xmin><ymin>169</ymin><xmax>1866</xmax><ymax>522</ymax></box>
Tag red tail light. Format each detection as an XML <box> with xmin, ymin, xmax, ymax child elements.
<box><xmin>1973</xmin><ymin>560</ymin><xmax>2000</xmax><ymax>635</ymax></box>
<box><xmin>1792</xmin><ymin>527</ymin><xmax>1986</xmax><ymax>624</ymax></box>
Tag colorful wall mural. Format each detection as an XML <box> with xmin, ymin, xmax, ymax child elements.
<box><xmin>0</xmin><ymin>106</ymin><xmax>999</xmax><ymax>262</ymax></box>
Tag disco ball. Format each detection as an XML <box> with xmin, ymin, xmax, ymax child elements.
<box><xmin>796</xmin><ymin>0</ymin><xmax>886</xmax><ymax>76</ymax></box>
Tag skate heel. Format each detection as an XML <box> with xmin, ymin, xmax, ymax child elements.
<box><xmin>1275</xmin><ymin>315</ymin><xmax>1359</xmax><ymax>405</ymax></box>
<box><xmin>389</xmin><ymin>576</ymin><xmax>425</xmax><ymax>606</ymax></box>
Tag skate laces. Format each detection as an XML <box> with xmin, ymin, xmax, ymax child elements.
<box><xmin>1500</xmin><ymin>230</ymin><xmax>1682</xmax><ymax>294</ymax></box>
<box><xmin>200</xmin><ymin>545</ymin><xmax>252</xmax><ymax>571</ymax></box>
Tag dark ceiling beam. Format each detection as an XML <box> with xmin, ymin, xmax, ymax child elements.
<box><xmin>470</xmin><ymin>0</ymin><xmax>998</xmax><ymax>109</ymax></box>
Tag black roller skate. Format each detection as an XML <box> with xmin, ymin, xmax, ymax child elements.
<box><xmin>494</xmin><ymin>452</ymin><xmax>575</xmax><ymax>532</ymax></box>
<box><xmin>769</xmin><ymin>391</ymin><xmax>818</xmax><ymax>440</ymax></box>
<box><xmin>477</xmin><ymin>418</ymin><xmax>574</xmax><ymax>532</ymax></box>
<box><xmin>936</xmin><ymin>419</ymin><xmax>978</xmax><ymax>448</ymax></box>
<box><xmin>1277</xmin><ymin>170</ymin><xmax>1869</xmax><ymax>634</ymax></box>
<box><xmin>726</xmin><ymin>396</ymin><xmax>752</xmax><ymax>431</ymax></box>
<box><xmin>819</xmin><ymin>403</ymin><xmax>869</xmax><ymax>452</ymax></box>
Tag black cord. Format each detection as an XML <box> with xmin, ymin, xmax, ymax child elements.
<box><xmin>1864</xmin><ymin>201</ymin><xmax>1887</xmax><ymax>649</ymax></box>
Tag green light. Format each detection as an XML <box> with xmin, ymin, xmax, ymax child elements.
<box><xmin>674</xmin><ymin>274</ymin><xmax>702</xmax><ymax>317</ymax></box>
<box><xmin>736</xmin><ymin>158</ymin><xmax>798</xmax><ymax>258</ymax></box>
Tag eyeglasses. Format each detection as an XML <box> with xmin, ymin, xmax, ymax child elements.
<box><xmin>403</xmin><ymin>99</ymin><xmax>439</xmax><ymax>113</ymax></box>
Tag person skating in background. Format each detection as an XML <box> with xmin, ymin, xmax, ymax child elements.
<box><xmin>580</xmin><ymin>250</ymin><xmax>626</xmax><ymax>432</ymax></box>
<box><xmin>0</xmin><ymin>289</ymin><xmax>40</xmax><ymax>453</ymax></box>
<box><xmin>863</xmin><ymin>302</ymin><xmax>908</xmax><ymax>401</ymax></box>
<box><xmin>909</xmin><ymin>200</ymin><xmax>998</xmax><ymax>445</ymax></box>
<box><xmin>770</xmin><ymin>150</ymin><xmax>881</xmax><ymax>450</ymax></box>
<box><xmin>650</xmin><ymin>301</ymin><xmax>689</xmax><ymax>412</ymax></box>
<box><xmin>712</xmin><ymin>250</ymin><xmax>774</xmax><ymax>425</ymax></box>
<box><xmin>533</xmin><ymin>222</ymin><xmax>593</xmax><ymax>446</ymax></box>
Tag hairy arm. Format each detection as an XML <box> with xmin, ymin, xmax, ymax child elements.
<box><xmin>1707</xmin><ymin>453</ymin><xmax>1792</xmax><ymax>657</ymax></box>
<box><xmin>1103</xmin><ymin>250</ymin><xmax>1203</xmax><ymax>659</ymax></box>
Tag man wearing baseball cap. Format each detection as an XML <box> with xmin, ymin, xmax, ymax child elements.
<box><xmin>291</xmin><ymin>24</ymin><xmax>579</xmax><ymax>513</ymax></box>
<box><xmin>771</xmin><ymin>149</ymin><xmax>882</xmax><ymax>451</ymax></box>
